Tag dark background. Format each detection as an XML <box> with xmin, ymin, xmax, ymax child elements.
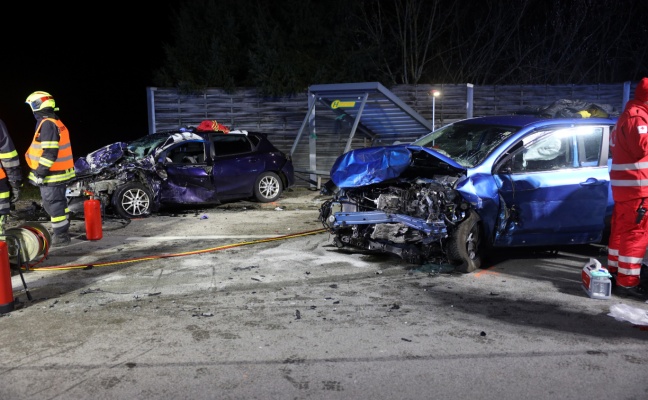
<box><xmin>3</xmin><ymin>0</ymin><xmax>648</xmax><ymax>161</ymax></box>
<box><xmin>0</xmin><ymin>3</ymin><xmax>173</xmax><ymax>157</ymax></box>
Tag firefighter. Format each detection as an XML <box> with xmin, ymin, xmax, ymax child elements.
<box><xmin>0</xmin><ymin>118</ymin><xmax>22</xmax><ymax>231</ymax></box>
<box><xmin>24</xmin><ymin>91</ymin><xmax>76</xmax><ymax>247</ymax></box>
<box><xmin>608</xmin><ymin>77</ymin><xmax>648</xmax><ymax>299</ymax></box>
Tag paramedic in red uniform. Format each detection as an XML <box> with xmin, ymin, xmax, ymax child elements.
<box><xmin>608</xmin><ymin>77</ymin><xmax>648</xmax><ymax>299</ymax></box>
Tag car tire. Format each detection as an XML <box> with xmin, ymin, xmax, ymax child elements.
<box><xmin>446</xmin><ymin>210</ymin><xmax>483</xmax><ymax>273</ymax></box>
<box><xmin>112</xmin><ymin>183</ymin><xmax>153</xmax><ymax>219</ymax></box>
<box><xmin>254</xmin><ymin>172</ymin><xmax>282</xmax><ymax>202</ymax></box>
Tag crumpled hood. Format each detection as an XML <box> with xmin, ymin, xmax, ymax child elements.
<box><xmin>330</xmin><ymin>145</ymin><xmax>466</xmax><ymax>188</ymax></box>
<box><xmin>73</xmin><ymin>132</ymin><xmax>206</xmax><ymax>177</ymax></box>
<box><xmin>74</xmin><ymin>142</ymin><xmax>129</xmax><ymax>176</ymax></box>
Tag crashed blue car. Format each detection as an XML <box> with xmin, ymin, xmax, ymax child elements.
<box><xmin>67</xmin><ymin>124</ymin><xmax>295</xmax><ymax>219</ymax></box>
<box><xmin>319</xmin><ymin>115</ymin><xmax>617</xmax><ymax>272</ymax></box>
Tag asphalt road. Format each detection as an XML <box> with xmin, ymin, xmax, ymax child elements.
<box><xmin>1</xmin><ymin>188</ymin><xmax>647</xmax><ymax>400</ymax></box>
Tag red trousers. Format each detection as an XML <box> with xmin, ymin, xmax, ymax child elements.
<box><xmin>607</xmin><ymin>199</ymin><xmax>647</xmax><ymax>287</ymax></box>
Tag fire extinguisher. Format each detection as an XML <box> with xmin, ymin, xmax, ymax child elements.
<box><xmin>0</xmin><ymin>241</ymin><xmax>15</xmax><ymax>314</ymax></box>
<box><xmin>84</xmin><ymin>196</ymin><xmax>103</xmax><ymax>241</ymax></box>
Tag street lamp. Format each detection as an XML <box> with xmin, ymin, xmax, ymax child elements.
<box><xmin>431</xmin><ymin>90</ymin><xmax>441</xmax><ymax>131</ymax></box>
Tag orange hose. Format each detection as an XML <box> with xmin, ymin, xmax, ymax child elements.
<box><xmin>29</xmin><ymin>228</ymin><xmax>327</xmax><ymax>271</ymax></box>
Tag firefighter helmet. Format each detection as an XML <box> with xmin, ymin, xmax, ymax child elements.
<box><xmin>25</xmin><ymin>91</ymin><xmax>57</xmax><ymax>112</ymax></box>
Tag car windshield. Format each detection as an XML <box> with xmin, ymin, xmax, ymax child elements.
<box><xmin>127</xmin><ymin>134</ymin><xmax>181</xmax><ymax>158</ymax></box>
<box><xmin>411</xmin><ymin>123</ymin><xmax>520</xmax><ymax>167</ymax></box>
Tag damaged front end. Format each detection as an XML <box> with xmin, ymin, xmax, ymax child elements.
<box><xmin>66</xmin><ymin>142</ymin><xmax>161</xmax><ymax>218</ymax></box>
<box><xmin>318</xmin><ymin>145</ymin><xmax>483</xmax><ymax>272</ymax></box>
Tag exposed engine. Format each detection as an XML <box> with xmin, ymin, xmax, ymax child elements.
<box><xmin>319</xmin><ymin>176</ymin><xmax>470</xmax><ymax>264</ymax></box>
<box><xmin>65</xmin><ymin>154</ymin><xmax>161</xmax><ymax>218</ymax></box>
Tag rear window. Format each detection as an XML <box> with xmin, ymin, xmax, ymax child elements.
<box><xmin>213</xmin><ymin>135</ymin><xmax>252</xmax><ymax>156</ymax></box>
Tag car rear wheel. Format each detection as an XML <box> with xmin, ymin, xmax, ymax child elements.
<box><xmin>447</xmin><ymin>210</ymin><xmax>483</xmax><ymax>273</ymax></box>
<box><xmin>254</xmin><ymin>172</ymin><xmax>282</xmax><ymax>202</ymax></box>
<box><xmin>112</xmin><ymin>183</ymin><xmax>153</xmax><ymax>219</ymax></box>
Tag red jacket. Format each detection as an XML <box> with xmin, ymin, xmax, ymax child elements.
<box><xmin>610</xmin><ymin>79</ymin><xmax>648</xmax><ymax>202</ymax></box>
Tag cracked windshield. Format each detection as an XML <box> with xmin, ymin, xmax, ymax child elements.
<box><xmin>412</xmin><ymin>124</ymin><xmax>519</xmax><ymax>167</ymax></box>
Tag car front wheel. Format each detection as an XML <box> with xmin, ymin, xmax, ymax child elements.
<box><xmin>446</xmin><ymin>210</ymin><xmax>483</xmax><ymax>273</ymax></box>
<box><xmin>254</xmin><ymin>172</ymin><xmax>282</xmax><ymax>202</ymax></box>
<box><xmin>112</xmin><ymin>183</ymin><xmax>153</xmax><ymax>219</ymax></box>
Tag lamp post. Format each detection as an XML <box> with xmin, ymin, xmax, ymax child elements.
<box><xmin>431</xmin><ymin>90</ymin><xmax>441</xmax><ymax>131</ymax></box>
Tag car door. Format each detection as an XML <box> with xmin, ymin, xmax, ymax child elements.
<box><xmin>210</xmin><ymin>134</ymin><xmax>265</xmax><ymax>199</ymax></box>
<box><xmin>492</xmin><ymin>124</ymin><xmax>611</xmax><ymax>247</ymax></box>
<box><xmin>158</xmin><ymin>140</ymin><xmax>219</xmax><ymax>204</ymax></box>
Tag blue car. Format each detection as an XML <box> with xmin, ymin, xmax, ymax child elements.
<box><xmin>318</xmin><ymin>115</ymin><xmax>617</xmax><ymax>272</ymax></box>
<box><xmin>66</xmin><ymin>123</ymin><xmax>295</xmax><ymax>219</ymax></box>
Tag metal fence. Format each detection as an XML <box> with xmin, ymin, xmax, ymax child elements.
<box><xmin>147</xmin><ymin>82</ymin><xmax>635</xmax><ymax>187</ymax></box>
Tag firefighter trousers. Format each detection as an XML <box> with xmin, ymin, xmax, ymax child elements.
<box><xmin>39</xmin><ymin>184</ymin><xmax>70</xmax><ymax>236</ymax></box>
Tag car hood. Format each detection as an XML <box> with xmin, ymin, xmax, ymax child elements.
<box><xmin>329</xmin><ymin>145</ymin><xmax>466</xmax><ymax>188</ymax></box>
<box><xmin>74</xmin><ymin>142</ymin><xmax>130</xmax><ymax>176</ymax></box>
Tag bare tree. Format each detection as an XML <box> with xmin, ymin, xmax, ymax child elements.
<box><xmin>355</xmin><ymin>0</ymin><xmax>457</xmax><ymax>84</ymax></box>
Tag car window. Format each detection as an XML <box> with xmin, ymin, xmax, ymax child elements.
<box><xmin>578</xmin><ymin>127</ymin><xmax>603</xmax><ymax>165</ymax></box>
<box><xmin>505</xmin><ymin>126</ymin><xmax>604</xmax><ymax>173</ymax></box>
<box><xmin>213</xmin><ymin>135</ymin><xmax>252</xmax><ymax>156</ymax></box>
<box><xmin>166</xmin><ymin>142</ymin><xmax>206</xmax><ymax>164</ymax></box>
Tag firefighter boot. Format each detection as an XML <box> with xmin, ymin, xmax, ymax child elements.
<box><xmin>51</xmin><ymin>232</ymin><xmax>71</xmax><ymax>248</ymax></box>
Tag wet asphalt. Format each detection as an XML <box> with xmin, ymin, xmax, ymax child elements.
<box><xmin>1</xmin><ymin>188</ymin><xmax>647</xmax><ymax>400</ymax></box>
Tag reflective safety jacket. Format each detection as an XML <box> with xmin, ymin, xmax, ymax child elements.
<box><xmin>25</xmin><ymin>117</ymin><xmax>75</xmax><ymax>185</ymax></box>
<box><xmin>609</xmin><ymin>99</ymin><xmax>648</xmax><ymax>201</ymax></box>
<box><xmin>0</xmin><ymin>119</ymin><xmax>21</xmax><ymax>183</ymax></box>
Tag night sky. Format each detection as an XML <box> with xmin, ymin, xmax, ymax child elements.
<box><xmin>0</xmin><ymin>3</ymin><xmax>173</xmax><ymax>157</ymax></box>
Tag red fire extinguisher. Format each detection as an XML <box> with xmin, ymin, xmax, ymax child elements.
<box><xmin>84</xmin><ymin>196</ymin><xmax>103</xmax><ymax>241</ymax></box>
<box><xmin>0</xmin><ymin>241</ymin><xmax>15</xmax><ymax>314</ymax></box>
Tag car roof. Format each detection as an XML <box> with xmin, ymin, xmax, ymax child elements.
<box><xmin>453</xmin><ymin>115</ymin><xmax>617</xmax><ymax>129</ymax></box>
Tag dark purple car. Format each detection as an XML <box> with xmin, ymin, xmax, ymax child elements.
<box><xmin>66</xmin><ymin>125</ymin><xmax>295</xmax><ymax>219</ymax></box>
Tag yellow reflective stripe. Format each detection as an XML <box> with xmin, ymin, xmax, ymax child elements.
<box><xmin>39</xmin><ymin>158</ymin><xmax>55</xmax><ymax>167</ymax></box>
<box><xmin>41</xmin><ymin>142</ymin><xmax>60</xmax><ymax>149</ymax></box>
<box><xmin>0</xmin><ymin>191</ymin><xmax>9</xmax><ymax>199</ymax></box>
<box><xmin>42</xmin><ymin>170</ymin><xmax>76</xmax><ymax>183</ymax></box>
<box><xmin>0</xmin><ymin>150</ymin><xmax>18</xmax><ymax>158</ymax></box>
<box><xmin>51</xmin><ymin>215</ymin><xmax>67</xmax><ymax>223</ymax></box>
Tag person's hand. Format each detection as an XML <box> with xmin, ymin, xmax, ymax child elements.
<box><xmin>34</xmin><ymin>176</ymin><xmax>44</xmax><ymax>185</ymax></box>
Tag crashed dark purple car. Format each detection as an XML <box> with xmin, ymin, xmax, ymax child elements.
<box><xmin>319</xmin><ymin>115</ymin><xmax>617</xmax><ymax>272</ymax></box>
<box><xmin>66</xmin><ymin>126</ymin><xmax>294</xmax><ymax>219</ymax></box>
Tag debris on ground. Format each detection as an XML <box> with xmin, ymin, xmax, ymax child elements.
<box><xmin>608</xmin><ymin>303</ymin><xmax>648</xmax><ymax>327</ymax></box>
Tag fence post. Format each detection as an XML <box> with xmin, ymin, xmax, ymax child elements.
<box><xmin>466</xmin><ymin>83</ymin><xmax>474</xmax><ymax>118</ymax></box>
<box><xmin>146</xmin><ymin>87</ymin><xmax>157</xmax><ymax>134</ymax></box>
<box><xmin>622</xmin><ymin>81</ymin><xmax>631</xmax><ymax>110</ymax></box>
